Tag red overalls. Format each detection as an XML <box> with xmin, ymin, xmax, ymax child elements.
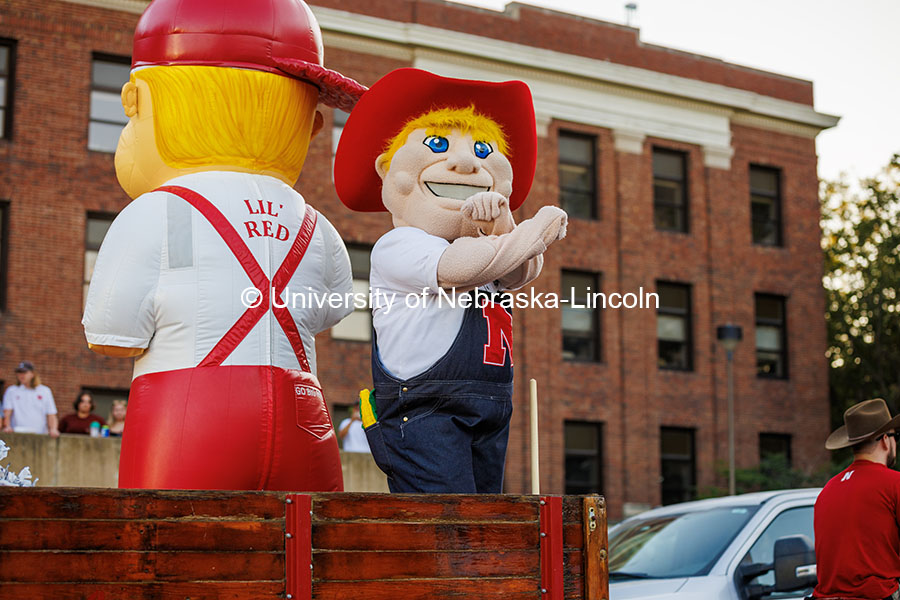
<box><xmin>117</xmin><ymin>186</ymin><xmax>343</xmax><ymax>491</ymax></box>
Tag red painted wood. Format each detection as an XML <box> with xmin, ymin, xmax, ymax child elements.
<box><xmin>0</xmin><ymin>519</ymin><xmax>283</xmax><ymax>552</ymax></box>
<box><xmin>540</xmin><ymin>496</ymin><xmax>564</xmax><ymax>600</ymax></box>
<box><xmin>0</xmin><ymin>551</ymin><xmax>283</xmax><ymax>583</ymax></box>
<box><xmin>286</xmin><ymin>494</ymin><xmax>311</xmax><ymax>600</ymax></box>
<box><xmin>313</xmin><ymin>549</ymin><xmax>541</xmax><ymax>580</ymax></box>
<box><xmin>0</xmin><ymin>488</ymin><xmax>286</xmax><ymax>520</ymax></box>
<box><xmin>314</xmin><ymin>578</ymin><xmax>541</xmax><ymax>600</ymax></box>
<box><xmin>313</xmin><ymin>493</ymin><xmax>539</xmax><ymax>522</ymax></box>
<box><xmin>0</xmin><ymin>581</ymin><xmax>283</xmax><ymax>599</ymax></box>
<box><xmin>313</xmin><ymin>522</ymin><xmax>539</xmax><ymax>551</ymax></box>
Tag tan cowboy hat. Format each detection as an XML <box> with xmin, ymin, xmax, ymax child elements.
<box><xmin>825</xmin><ymin>398</ymin><xmax>900</xmax><ymax>450</ymax></box>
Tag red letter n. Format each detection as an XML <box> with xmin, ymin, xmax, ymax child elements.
<box><xmin>482</xmin><ymin>303</ymin><xmax>513</xmax><ymax>366</ymax></box>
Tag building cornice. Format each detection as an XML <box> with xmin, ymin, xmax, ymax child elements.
<box><xmin>311</xmin><ymin>6</ymin><xmax>839</xmax><ymax>133</ymax></box>
<box><xmin>61</xmin><ymin>0</ymin><xmax>148</xmax><ymax>14</ymax></box>
<box><xmin>59</xmin><ymin>0</ymin><xmax>839</xmax><ymax>155</ymax></box>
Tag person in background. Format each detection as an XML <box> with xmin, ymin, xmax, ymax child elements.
<box><xmin>813</xmin><ymin>398</ymin><xmax>900</xmax><ymax>599</ymax></box>
<box><xmin>59</xmin><ymin>391</ymin><xmax>106</xmax><ymax>435</ymax></box>
<box><xmin>338</xmin><ymin>404</ymin><xmax>370</xmax><ymax>453</ymax></box>
<box><xmin>1</xmin><ymin>362</ymin><xmax>59</xmax><ymax>437</ymax></box>
<box><xmin>107</xmin><ymin>399</ymin><xmax>127</xmax><ymax>437</ymax></box>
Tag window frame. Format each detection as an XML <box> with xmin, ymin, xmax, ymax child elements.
<box><xmin>557</xmin><ymin>130</ymin><xmax>598</xmax><ymax>220</ymax></box>
<box><xmin>759</xmin><ymin>432</ymin><xmax>792</xmax><ymax>466</ymax></box>
<box><xmin>0</xmin><ymin>38</ymin><xmax>17</xmax><ymax>141</ymax></box>
<box><xmin>656</xmin><ymin>281</ymin><xmax>693</xmax><ymax>371</ymax></box>
<box><xmin>749</xmin><ymin>164</ymin><xmax>783</xmax><ymax>246</ymax></box>
<box><xmin>652</xmin><ymin>147</ymin><xmax>689</xmax><ymax>233</ymax></box>
<box><xmin>0</xmin><ymin>200</ymin><xmax>9</xmax><ymax>311</ymax></box>
<box><xmin>87</xmin><ymin>53</ymin><xmax>131</xmax><ymax>153</ymax></box>
<box><xmin>564</xmin><ymin>420</ymin><xmax>604</xmax><ymax>495</ymax></box>
<box><xmin>561</xmin><ymin>269</ymin><xmax>602</xmax><ymax>363</ymax></box>
<box><xmin>80</xmin><ymin>386</ymin><xmax>129</xmax><ymax>426</ymax></box>
<box><xmin>660</xmin><ymin>426</ymin><xmax>697</xmax><ymax>505</ymax></box>
<box><xmin>83</xmin><ymin>211</ymin><xmax>116</xmax><ymax>305</ymax></box>
<box><xmin>754</xmin><ymin>293</ymin><xmax>789</xmax><ymax>379</ymax></box>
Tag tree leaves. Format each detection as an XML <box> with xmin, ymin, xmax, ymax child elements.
<box><xmin>823</xmin><ymin>154</ymin><xmax>900</xmax><ymax>418</ymax></box>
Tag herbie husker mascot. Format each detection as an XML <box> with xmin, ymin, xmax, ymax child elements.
<box><xmin>82</xmin><ymin>0</ymin><xmax>366</xmax><ymax>491</ymax></box>
<box><xmin>334</xmin><ymin>68</ymin><xmax>567</xmax><ymax>493</ymax></box>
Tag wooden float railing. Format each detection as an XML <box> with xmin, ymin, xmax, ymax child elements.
<box><xmin>0</xmin><ymin>488</ymin><xmax>608</xmax><ymax>600</ymax></box>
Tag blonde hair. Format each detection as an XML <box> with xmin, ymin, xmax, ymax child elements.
<box><xmin>27</xmin><ymin>372</ymin><xmax>40</xmax><ymax>389</ymax></box>
<box><xmin>108</xmin><ymin>399</ymin><xmax>127</xmax><ymax>425</ymax></box>
<box><xmin>381</xmin><ymin>106</ymin><xmax>508</xmax><ymax>172</ymax></box>
<box><xmin>133</xmin><ymin>66</ymin><xmax>319</xmax><ymax>181</ymax></box>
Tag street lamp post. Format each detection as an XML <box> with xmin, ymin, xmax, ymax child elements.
<box><xmin>716</xmin><ymin>324</ymin><xmax>743</xmax><ymax>496</ymax></box>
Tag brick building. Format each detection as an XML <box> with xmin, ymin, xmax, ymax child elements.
<box><xmin>0</xmin><ymin>0</ymin><xmax>837</xmax><ymax>517</ymax></box>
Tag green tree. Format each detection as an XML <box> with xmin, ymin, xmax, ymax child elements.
<box><xmin>823</xmin><ymin>154</ymin><xmax>900</xmax><ymax>421</ymax></box>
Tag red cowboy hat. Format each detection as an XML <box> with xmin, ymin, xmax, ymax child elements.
<box><xmin>132</xmin><ymin>0</ymin><xmax>367</xmax><ymax>112</ymax></box>
<box><xmin>334</xmin><ymin>68</ymin><xmax>537</xmax><ymax>212</ymax></box>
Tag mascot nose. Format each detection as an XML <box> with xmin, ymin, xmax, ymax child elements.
<box><xmin>446</xmin><ymin>147</ymin><xmax>480</xmax><ymax>174</ymax></box>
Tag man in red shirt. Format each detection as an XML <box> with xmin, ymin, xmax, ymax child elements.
<box><xmin>814</xmin><ymin>398</ymin><xmax>900</xmax><ymax>599</ymax></box>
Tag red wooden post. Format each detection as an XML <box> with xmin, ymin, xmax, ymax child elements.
<box><xmin>539</xmin><ymin>496</ymin><xmax>563</xmax><ymax>600</ymax></box>
<box><xmin>286</xmin><ymin>494</ymin><xmax>312</xmax><ymax>600</ymax></box>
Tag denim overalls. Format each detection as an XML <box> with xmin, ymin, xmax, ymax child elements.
<box><xmin>365</xmin><ymin>291</ymin><xmax>514</xmax><ymax>493</ymax></box>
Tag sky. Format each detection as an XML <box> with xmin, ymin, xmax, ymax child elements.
<box><xmin>447</xmin><ymin>0</ymin><xmax>899</xmax><ymax>183</ymax></box>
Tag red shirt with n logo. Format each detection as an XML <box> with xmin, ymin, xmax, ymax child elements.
<box><xmin>813</xmin><ymin>459</ymin><xmax>900</xmax><ymax>599</ymax></box>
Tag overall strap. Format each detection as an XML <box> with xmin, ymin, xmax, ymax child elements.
<box><xmin>156</xmin><ymin>185</ymin><xmax>317</xmax><ymax>372</ymax></box>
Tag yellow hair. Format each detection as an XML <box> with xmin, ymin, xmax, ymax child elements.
<box><xmin>133</xmin><ymin>66</ymin><xmax>318</xmax><ymax>181</ymax></box>
<box><xmin>381</xmin><ymin>105</ymin><xmax>508</xmax><ymax>172</ymax></box>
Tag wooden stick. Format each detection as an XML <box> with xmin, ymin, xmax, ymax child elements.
<box><xmin>530</xmin><ymin>378</ymin><xmax>540</xmax><ymax>495</ymax></box>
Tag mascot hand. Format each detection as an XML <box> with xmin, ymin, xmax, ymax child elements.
<box><xmin>462</xmin><ymin>192</ymin><xmax>515</xmax><ymax>236</ymax></box>
<box><xmin>533</xmin><ymin>205</ymin><xmax>568</xmax><ymax>245</ymax></box>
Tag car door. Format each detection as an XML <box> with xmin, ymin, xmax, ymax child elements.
<box><xmin>729</xmin><ymin>499</ymin><xmax>816</xmax><ymax>600</ymax></box>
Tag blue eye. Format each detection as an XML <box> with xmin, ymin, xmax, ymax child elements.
<box><xmin>473</xmin><ymin>141</ymin><xmax>493</xmax><ymax>159</ymax></box>
<box><xmin>424</xmin><ymin>136</ymin><xmax>449</xmax><ymax>153</ymax></box>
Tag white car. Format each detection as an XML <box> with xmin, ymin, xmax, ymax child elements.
<box><xmin>609</xmin><ymin>489</ymin><xmax>820</xmax><ymax>600</ymax></box>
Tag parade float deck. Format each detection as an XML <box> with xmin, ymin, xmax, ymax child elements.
<box><xmin>0</xmin><ymin>489</ymin><xmax>608</xmax><ymax>600</ymax></box>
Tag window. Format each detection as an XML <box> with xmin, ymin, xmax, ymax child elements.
<box><xmin>0</xmin><ymin>200</ymin><xmax>8</xmax><ymax>311</ymax></box>
<box><xmin>741</xmin><ymin>506</ymin><xmax>814</xmax><ymax>590</ymax></box>
<box><xmin>561</xmin><ymin>270</ymin><xmax>600</xmax><ymax>362</ymax></box>
<box><xmin>750</xmin><ymin>166</ymin><xmax>782</xmax><ymax>246</ymax></box>
<box><xmin>755</xmin><ymin>294</ymin><xmax>788</xmax><ymax>378</ymax></box>
<box><xmin>657</xmin><ymin>282</ymin><xmax>692</xmax><ymax>370</ymax></box>
<box><xmin>331</xmin><ymin>244</ymin><xmax>372</xmax><ymax>342</ymax></box>
<box><xmin>84</xmin><ymin>213</ymin><xmax>115</xmax><ymax>305</ymax></box>
<box><xmin>565</xmin><ymin>421</ymin><xmax>603</xmax><ymax>494</ymax></box>
<box><xmin>80</xmin><ymin>387</ymin><xmax>129</xmax><ymax>425</ymax></box>
<box><xmin>558</xmin><ymin>131</ymin><xmax>596</xmax><ymax>219</ymax></box>
<box><xmin>760</xmin><ymin>433</ymin><xmax>792</xmax><ymax>465</ymax></box>
<box><xmin>653</xmin><ymin>148</ymin><xmax>688</xmax><ymax>232</ymax></box>
<box><xmin>88</xmin><ymin>55</ymin><xmax>131</xmax><ymax>152</ymax></box>
<box><xmin>661</xmin><ymin>427</ymin><xmax>695</xmax><ymax>505</ymax></box>
<box><xmin>0</xmin><ymin>39</ymin><xmax>15</xmax><ymax>139</ymax></box>
<box><xmin>331</xmin><ymin>108</ymin><xmax>349</xmax><ymax>178</ymax></box>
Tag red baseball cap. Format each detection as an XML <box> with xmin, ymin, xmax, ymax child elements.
<box><xmin>132</xmin><ymin>0</ymin><xmax>367</xmax><ymax>112</ymax></box>
<box><xmin>334</xmin><ymin>68</ymin><xmax>537</xmax><ymax>212</ymax></box>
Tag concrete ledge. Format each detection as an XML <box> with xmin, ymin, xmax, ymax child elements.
<box><xmin>0</xmin><ymin>432</ymin><xmax>388</xmax><ymax>492</ymax></box>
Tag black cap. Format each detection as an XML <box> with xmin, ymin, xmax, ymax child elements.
<box><xmin>15</xmin><ymin>361</ymin><xmax>34</xmax><ymax>372</ymax></box>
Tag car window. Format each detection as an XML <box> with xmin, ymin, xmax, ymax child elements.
<box><xmin>742</xmin><ymin>506</ymin><xmax>814</xmax><ymax>595</ymax></box>
<box><xmin>609</xmin><ymin>505</ymin><xmax>758</xmax><ymax>579</ymax></box>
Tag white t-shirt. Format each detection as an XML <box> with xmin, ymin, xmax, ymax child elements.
<box><xmin>339</xmin><ymin>417</ymin><xmax>371</xmax><ymax>453</ymax></box>
<box><xmin>82</xmin><ymin>171</ymin><xmax>353</xmax><ymax>379</ymax></box>
<box><xmin>370</xmin><ymin>227</ymin><xmax>502</xmax><ymax>380</ymax></box>
<box><xmin>2</xmin><ymin>384</ymin><xmax>57</xmax><ymax>434</ymax></box>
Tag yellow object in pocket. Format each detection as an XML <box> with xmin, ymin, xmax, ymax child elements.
<box><xmin>359</xmin><ymin>388</ymin><xmax>377</xmax><ymax>428</ymax></box>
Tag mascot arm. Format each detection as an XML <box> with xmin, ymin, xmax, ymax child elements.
<box><xmin>315</xmin><ymin>214</ymin><xmax>354</xmax><ymax>333</ymax></box>
<box><xmin>82</xmin><ymin>193</ymin><xmax>163</xmax><ymax>356</ymax></box>
<box><xmin>437</xmin><ymin>205</ymin><xmax>566</xmax><ymax>290</ymax></box>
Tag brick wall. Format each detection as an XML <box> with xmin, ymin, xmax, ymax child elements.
<box><xmin>0</xmin><ymin>0</ymin><xmax>830</xmax><ymax>518</ymax></box>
